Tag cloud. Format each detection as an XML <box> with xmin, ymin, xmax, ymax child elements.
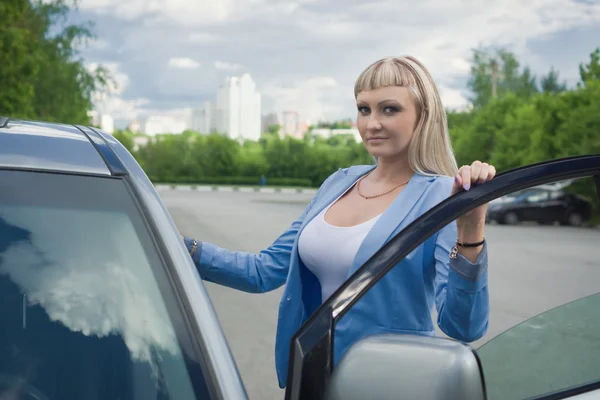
<box><xmin>0</xmin><ymin>207</ymin><xmax>179</xmax><ymax>370</ymax></box>
<box><xmin>78</xmin><ymin>0</ymin><xmax>236</xmax><ymax>24</ymax></box>
<box><xmin>262</xmin><ymin>76</ymin><xmax>348</xmax><ymax>122</ymax></box>
<box><xmin>87</xmin><ymin>61</ymin><xmax>129</xmax><ymax>95</ymax></box>
<box><xmin>438</xmin><ymin>86</ymin><xmax>470</xmax><ymax>110</ymax></box>
<box><xmin>76</xmin><ymin>0</ymin><xmax>600</xmax><ymax>123</ymax></box>
<box><xmin>215</xmin><ymin>61</ymin><xmax>244</xmax><ymax>70</ymax></box>
<box><xmin>188</xmin><ymin>32</ymin><xmax>220</xmax><ymax>44</ymax></box>
<box><xmin>85</xmin><ymin>62</ymin><xmax>152</xmax><ymax>120</ymax></box>
<box><xmin>168</xmin><ymin>57</ymin><xmax>201</xmax><ymax>69</ymax></box>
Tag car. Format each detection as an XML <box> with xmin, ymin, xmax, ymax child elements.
<box><xmin>0</xmin><ymin>116</ymin><xmax>599</xmax><ymax>400</ymax></box>
<box><xmin>486</xmin><ymin>185</ymin><xmax>593</xmax><ymax>226</ymax></box>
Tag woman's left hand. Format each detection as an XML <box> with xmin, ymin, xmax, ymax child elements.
<box><xmin>451</xmin><ymin>161</ymin><xmax>497</xmax><ymax>241</ymax></box>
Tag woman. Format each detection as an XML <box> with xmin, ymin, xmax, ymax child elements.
<box><xmin>181</xmin><ymin>56</ymin><xmax>495</xmax><ymax>389</ymax></box>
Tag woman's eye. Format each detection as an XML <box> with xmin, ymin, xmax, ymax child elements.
<box><xmin>357</xmin><ymin>106</ymin><xmax>369</xmax><ymax>114</ymax></box>
<box><xmin>383</xmin><ymin>106</ymin><xmax>399</xmax><ymax>113</ymax></box>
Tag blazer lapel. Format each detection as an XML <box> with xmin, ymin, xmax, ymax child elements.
<box><xmin>349</xmin><ymin>172</ymin><xmax>433</xmax><ymax>275</ymax></box>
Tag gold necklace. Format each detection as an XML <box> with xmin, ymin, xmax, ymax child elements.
<box><xmin>356</xmin><ymin>173</ymin><xmax>410</xmax><ymax>199</ymax></box>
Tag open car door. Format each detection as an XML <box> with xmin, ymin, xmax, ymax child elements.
<box><xmin>284</xmin><ymin>154</ymin><xmax>600</xmax><ymax>400</ymax></box>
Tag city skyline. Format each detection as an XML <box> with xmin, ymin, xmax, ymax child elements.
<box><xmin>94</xmin><ymin>72</ymin><xmax>322</xmax><ymax>137</ymax></box>
<box><xmin>76</xmin><ymin>0</ymin><xmax>600</xmax><ymax>130</ymax></box>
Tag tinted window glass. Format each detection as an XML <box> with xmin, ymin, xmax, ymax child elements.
<box><xmin>0</xmin><ymin>170</ymin><xmax>208</xmax><ymax>400</ymax></box>
<box><xmin>478</xmin><ymin>292</ymin><xmax>600</xmax><ymax>400</ymax></box>
<box><xmin>475</xmin><ymin>175</ymin><xmax>600</xmax><ymax>399</ymax></box>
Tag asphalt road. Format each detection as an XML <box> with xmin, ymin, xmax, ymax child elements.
<box><xmin>161</xmin><ymin>189</ymin><xmax>600</xmax><ymax>400</ymax></box>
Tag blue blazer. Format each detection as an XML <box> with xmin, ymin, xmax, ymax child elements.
<box><xmin>185</xmin><ymin>165</ymin><xmax>489</xmax><ymax>389</ymax></box>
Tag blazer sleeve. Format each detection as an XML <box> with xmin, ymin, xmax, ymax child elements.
<box><xmin>433</xmin><ymin>218</ymin><xmax>490</xmax><ymax>343</ymax></box>
<box><xmin>182</xmin><ymin>172</ymin><xmax>337</xmax><ymax>294</ymax></box>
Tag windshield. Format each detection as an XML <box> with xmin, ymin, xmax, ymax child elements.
<box><xmin>0</xmin><ymin>170</ymin><xmax>204</xmax><ymax>400</ymax></box>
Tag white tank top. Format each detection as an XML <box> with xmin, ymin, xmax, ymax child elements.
<box><xmin>298</xmin><ymin>186</ymin><xmax>382</xmax><ymax>303</ymax></box>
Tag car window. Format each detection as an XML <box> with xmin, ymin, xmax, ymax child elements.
<box><xmin>477</xmin><ymin>292</ymin><xmax>600</xmax><ymax>400</ymax></box>
<box><xmin>0</xmin><ymin>170</ymin><xmax>208</xmax><ymax>400</ymax></box>
<box><xmin>473</xmin><ymin>175</ymin><xmax>600</xmax><ymax>399</ymax></box>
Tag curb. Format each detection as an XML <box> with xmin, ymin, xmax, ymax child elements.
<box><xmin>155</xmin><ymin>184</ymin><xmax>318</xmax><ymax>195</ymax></box>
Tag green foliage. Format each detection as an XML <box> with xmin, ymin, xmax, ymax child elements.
<box><xmin>540</xmin><ymin>67</ymin><xmax>567</xmax><ymax>94</ymax></box>
<box><xmin>579</xmin><ymin>48</ymin><xmax>600</xmax><ymax>85</ymax></box>
<box><xmin>315</xmin><ymin>120</ymin><xmax>353</xmax><ymax>129</ymax></box>
<box><xmin>128</xmin><ymin>132</ymin><xmax>372</xmax><ymax>187</ymax></box>
<box><xmin>0</xmin><ymin>0</ymin><xmax>113</xmax><ymax>123</ymax></box>
<box><xmin>449</xmin><ymin>46</ymin><xmax>600</xmax><ymax>217</ymax></box>
<box><xmin>112</xmin><ymin>130</ymin><xmax>134</xmax><ymax>153</ymax></box>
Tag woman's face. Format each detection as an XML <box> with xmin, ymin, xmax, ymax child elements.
<box><xmin>356</xmin><ymin>85</ymin><xmax>419</xmax><ymax>161</ymax></box>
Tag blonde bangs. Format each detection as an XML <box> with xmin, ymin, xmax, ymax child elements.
<box><xmin>354</xmin><ymin>58</ymin><xmax>417</xmax><ymax>97</ymax></box>
<box><xmin>354</xmin><ymin>55</ymin><xmax>459</xmax><ymax>177</ymax></box>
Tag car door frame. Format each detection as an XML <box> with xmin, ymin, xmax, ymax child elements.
<box><xmin>283</xmin><ymin>154</ymin><xmax>600</xmax><ymax>400</ymax></box>
<box><xmin>93</xmin><ymin>127</ymin><xmax>251</xmax><ymax>400</ymax></box>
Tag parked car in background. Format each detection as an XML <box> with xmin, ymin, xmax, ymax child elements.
<box><xmin>486</xmin><ymin>184</ymin><xmax>593</xmax><ymax>226</ymax></box>
<box><xmin>1</xmin><ymin>116</ymin><xmax>599</xmax><ymax>400</ymax></box>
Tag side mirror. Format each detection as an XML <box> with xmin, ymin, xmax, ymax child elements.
<box><xmin>325</xmin><ymin>334</ymin><xmax>486</xmax><ymax>400</ymax></box>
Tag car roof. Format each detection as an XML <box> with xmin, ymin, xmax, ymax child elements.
<box><xmin>0</xmin><ymin>117</ymin><xmax>124</xmax><ymax>176</ymax></box>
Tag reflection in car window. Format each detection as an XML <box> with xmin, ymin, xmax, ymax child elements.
<box><xmin>0</xmin><ymin>170</ymin><xmax>205</xmax><ymax>400</ymax></box>
<box><xmin>478</xmin><ymin>292</ymin><xmax>600</xmax><ymax>400</ymax></box>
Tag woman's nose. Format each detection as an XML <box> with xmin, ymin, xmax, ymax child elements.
<box><xmin>367</xmin><ymin>115</ymin><xmax>382</xmax><ymax>130</ymax></box>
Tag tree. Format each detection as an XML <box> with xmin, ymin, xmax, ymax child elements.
<box><xmin>579</xmin><ymin>47</ymin><xmax>600</xmax><ymax>86</ymax></box>
<box><xmin>511</xmin><ymin>66</ymin><xmax>539</xmax><ymax>98</ymax></box>
<box><xmin>0</xmin><ymin>0</ymin><xmax>43</xmax><ymax>118</ymax></box>
<box><xmin>0</xmin><ymin>0</ymin><xmax>113</xmax><ymax>124</ymax></box>
<box><xmin>540</xmin><ymin>67</ymin><xmax>567</xmax><ymax>94</ymax></box>
<box><xmin>267</xmin><ymin>124</ymin><xmax>281</xmax><ymax>136</ymax></box>
<box><xmin>468</xmin><ymin>47</ymin><xmax>539</xmax><ymax>108</ymax></box>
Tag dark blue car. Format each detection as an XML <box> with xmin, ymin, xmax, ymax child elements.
<box><xmin>1</xmin><ymin>116</ymin><xmax>599</xmax><ymax>400</ymax></box>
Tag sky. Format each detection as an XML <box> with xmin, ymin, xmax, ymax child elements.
<box><xmin>69</xmin><ymin>0</ymin><xmax>600</xmax><ymax>128</ymax></box>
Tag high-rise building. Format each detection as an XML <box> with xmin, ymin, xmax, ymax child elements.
<box><xmin>189</xmin><ymin>102</ymin><xmax>214</xmax><ymax>134</ymax></box>
<box><xmin>282</xmin><ymin>111</ymin><xmax>300</xmax><ymax>137</ymax></box>
<box><xmin>216</xmin><ymin>77</ymin><xmax>240</xmax><ymax>137</ymax></box>
<box><xmin>215</xmin><ymin>73</ymin><xmax>261</xmax><ymax>140</ymax></box>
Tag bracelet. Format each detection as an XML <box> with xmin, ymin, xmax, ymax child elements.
<box><xmin>456</xmin><ymin>238</ymin><xmax>485</xmax><ymax>248</ymax></box>
<box><xmin>189</xmin><ymin>238</ymin><xmax>198</xmax><ymax>257</ymax></box>
<box><xmin>450</xmin><ymin>238</ymin><xmax>485</xmax><ymax>259</ymax></box>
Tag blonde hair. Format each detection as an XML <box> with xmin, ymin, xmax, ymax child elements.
<box><xmin>354</xmin><ymin>56</ymin><xmax>458</xmax><ymax>177</ymax></box>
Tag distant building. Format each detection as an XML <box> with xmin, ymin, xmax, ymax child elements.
<box><xmin>87</xmin><ymin>110</ymin><xmax>100</xmax><ymax>127</ymax></box>
<box><xmin>282</xmin><ymin>111</ymin><xmax>299</xmax><ymax>137</ymax></box>
<box><xmin>87</xmin><ymin>110</ymin><xmax>114</xmax><ymax>134</ymax></box>
<box><xmin>215</xmin><ymin>73</ymin><xmax>262</xmax><ymax>140</ymax></box>
<box><xmin>261</xmin><ymin>112</ymin><xmax>279</xmax><ymax>132</ymax></box>
<box><xmin>189</xmin><ymin>102</ymin><xmax>215</xmax><ymax>134</ymax></box>
<box><xmin>128</xmin><ymin>120</ymin><xmax>141</xmax><ymax>133</ymax></box>
<box><xmin>102</xmin><ymin>117</ymin><xmax>114</xmax><ymax>134</ymax></box>
<box><xmin>142</xmin><ymin>116</ymin><xmax>186</xmax><ymax>135</ymax></box>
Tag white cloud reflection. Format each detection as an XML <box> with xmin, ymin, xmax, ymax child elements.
<box><xmin>0</xmin><ymin>206</ymin><xmax>179</xmax><ymax>367</ymax></box>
